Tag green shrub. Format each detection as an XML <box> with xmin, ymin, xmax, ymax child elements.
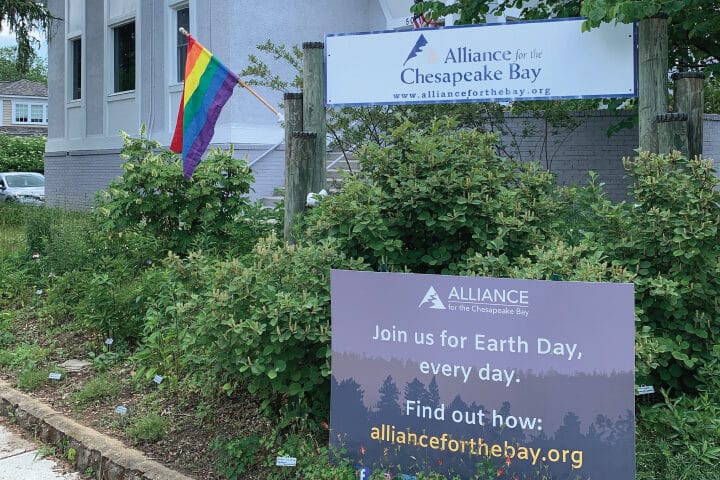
<box><xmin>96</xmin><ymin>129</ymin><xmax>279</xmax><ymax>256</ymax></box>
<box><xmin>133</xmin><ymin>234</ymin><xmax>368</xmax><ymax>423</ymax></box>
<box><xmin>610</xmin><ymin>151</ymin><xmax>720</xmax><ymax>392</ymax></box>
<box><xmin>126</xmin><ymin>413</ymin><xmax>169</xmax><ymax>444</ymax></box>
<box><xmin>460</xmin><ymin>239</ymin><xmax>632</xmax><ymax>284</ymax></box>
<box><xmin>0</xmin><ymin>134</ymin><xmax>45</xmax><ymax>173</ymax></box>
<box><xmin>302</xmin><ymin>117</ymin><xmax>566</xmax><ymax>274</ymax></box>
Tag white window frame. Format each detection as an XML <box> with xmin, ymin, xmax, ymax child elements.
<box><xmin>110</xmin><ymin>19</ymin><xmax>137</xmax><ymax>94</ymax></box>
<box><xmin>12</xmin><ymin>101</ymin><xmax>48</xmax><ymax>125</ymax></box>
<box><xmin>167</xmin><ymin>0</ymin><xmax>191</xmax><ymax>87</ymax></box>
<box><xmin>69</xmin><ymin>35</ymin><xmax>83</xmax><ymax>101</ymax></box>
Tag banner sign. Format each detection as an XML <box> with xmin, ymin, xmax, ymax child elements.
<box><xmin>325</xmin><ymin>18</ymin><xmax>636</xmax><ymax>106</ymax></box>
<box><xmin>330</xmin><ymin>270</ymin><xmax>635</xmax><ymax>479</ymax></box>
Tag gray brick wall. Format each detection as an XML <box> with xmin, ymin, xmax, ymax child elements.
<box><xmin>703</xmin><ymin>114</ymin><xmax>720</xmax><ymax>173</ymax></box>
<box><xmin>45</xmin><ymin>150</ymin><xmax>124</xmax><ymax>209</ymax></box>
<box><xmin>497</xmin><ymin>111</ymin><xmax>638</xmax><ymax>201</ymax></box>
<box><xmin>45</xmin><ymin>113</ymin><xmax>720</xmax><ymax>209</ymax></box>
<box><xmin>44</xmin><ymin>146</ymin><xmax>286</xmax><ymax>209</ymax></box>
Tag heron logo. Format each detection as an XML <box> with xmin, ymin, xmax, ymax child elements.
<box><xmin>419</xmin><ymin>286</ymin><xmax>446</xmax><ymax>309</ymax></box>
<box><xmin>403</xmin><ymin>34</ymin><xmax>438</xmax><ymax>66</ymax></box>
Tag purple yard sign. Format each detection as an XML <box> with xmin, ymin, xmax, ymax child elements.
<box><xmin>330</xmin><ymin>270</ymin><xmax>635</xmax><ymax>480</ymax></box>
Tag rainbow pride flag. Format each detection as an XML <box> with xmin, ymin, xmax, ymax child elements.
<box><xmin>171</xmin><ymin>34</ymin><xmax>238</xmax><ymax>179</ymax></box>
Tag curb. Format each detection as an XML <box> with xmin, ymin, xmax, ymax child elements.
<box><xmin>0</xmin><ymin>381</ymin><xmax>195</xmax><ymax>480</ymax></box>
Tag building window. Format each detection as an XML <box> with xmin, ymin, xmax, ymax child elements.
<box><xmin>14</xmin><ymin>104</ymin><xmax>28</xmax><ymax>123</ymax></box>
<box><xmin>113</xmin><ymin>21</ymin><xmax>135</xmax><ymax>92</ymax></box>
<box><xmin>13</xmin><ymin>103</ymin><xmax>47</xmax><ymax>125</ymax></box>
<box><xmin>176</xmin><ymin>7</ymin><xmax>189</xmax><ymax>82</ymax></box>
<box><xmin>71</xmin><ymin>38</ymin><xmax>82</xmax><ymax>100</ymax></box>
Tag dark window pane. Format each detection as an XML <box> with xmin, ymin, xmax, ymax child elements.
<box><xmin>176</xmin><ymin>7</ymin><xmax>189</xmax><ymax>82</ymax></box>
<box><xmin>72</xmin><ymin>38</ymin><xmax>82</xmax><ymax>100</ymax></box>
<box><xmin>114</xmin><ymin>22</ymin><xmax>135</xmax><ymax>92</ymax></box>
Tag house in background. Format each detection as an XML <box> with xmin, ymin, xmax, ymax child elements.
<box><xmin>0</xmin><ymin>79</ymin><xmax>48</xmax><ymax>137</ymax></box>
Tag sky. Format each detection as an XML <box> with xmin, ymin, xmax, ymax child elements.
<box><xmin>0</xmin><ymin>22</ymin><xmax>48</xmax><ymax>60</ymax></box>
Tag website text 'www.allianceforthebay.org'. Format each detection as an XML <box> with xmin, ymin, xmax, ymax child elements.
<box><xmin>393</xmin><ymin>86</ymin><xmax>552</xmax><ymax>101</ymax></box>
<box><xmin>370</xmin><ymin>424</ymin><xmax>584</xmax><ymax>469</ymax></box>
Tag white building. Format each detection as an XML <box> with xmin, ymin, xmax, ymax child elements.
<box><xmin>45</xmin><ymin>0</ymin><xmax>425</xmax><ymax>207</ymax></box>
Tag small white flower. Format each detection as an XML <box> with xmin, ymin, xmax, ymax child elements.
<box><xmin>35</xmin><ymin>289</ymin><xmax>43</xmax><ymax>295</ymax></box>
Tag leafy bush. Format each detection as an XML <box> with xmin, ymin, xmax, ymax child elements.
<box><xmin>96</xmin><ymin>129</ymin><xmax>279</xmax><ymax>256</ymax></box>
<box><xmin>303</xmin><ymin>116</ymin><xmax>566</xmax><ymax>274</ymax></box>
<box><xmin>609</xmin><ymin>151</ymin><xmax>720</xmax><ymax>392</ymax></box>
<box><xmin>460</xmin><ymin>239</ymin><xmax>632</xmax><ymax>284</ymax></box>
<box><xmin>133</xmin><ymin>233</ymin><xmax>368</xmax><ymax>423</ymax></box>
<box><xmin>0</xmin><ymin>134</ymin><xmax>45</xmax><ymax>173</ymax></box>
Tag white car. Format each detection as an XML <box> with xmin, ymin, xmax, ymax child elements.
<box><xmin>0</xmin><ymin>172</ymin><xmax>46</xmax><ymax>205</ymax></box>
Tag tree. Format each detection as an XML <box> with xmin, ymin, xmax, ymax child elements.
<box><xmin>414</xmin><ymin>0</ymin><xmax>720</xmax><ymax>73</ymax></box>
<box><xmin>0</xmin><ymin>46</ymin><xmax>47</xmax><ymax>83</ymax></box>
<box><xmin>0</xmin><ymin>0</ymin><xmax>52</xmax><ymax>74</ymax></box>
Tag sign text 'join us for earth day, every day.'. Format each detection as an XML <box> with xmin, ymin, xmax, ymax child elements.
<box><xmin>325</xmin><ymin>17</ymin><xmax>636</xmax><ymax>106</ymax></box>
<box><xmin>330</xmin><ymin>270</ymin><xmax>635</xmax><ymax>480</ymax></box>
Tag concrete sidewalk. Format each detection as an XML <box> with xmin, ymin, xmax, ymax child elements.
<box><xmin>0</xmin><ymin>419</ymin><xmax>79</xmax><ymax>479</ymax></box>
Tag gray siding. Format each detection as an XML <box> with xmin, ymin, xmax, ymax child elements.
<box><xmin>140</xmin><ymin>1</ymin><xmax>167</xmax><ymax>133</ymax></box>
<box><xmin>47</xmin><ymin>0</ymin><xmax>65</xmax><ymax>141</ymax></box>
<box><xmin>85</xmin><ymin>2</ymin><xmax>104</xmax><ymax>136</ymax></box>
<box><xmin>704</xmin><ymin>114</ymin><xmax>720</xmax><ymax>173</ymax></box>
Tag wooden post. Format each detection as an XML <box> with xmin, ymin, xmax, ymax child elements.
<box><xmin>283</xmin><ymin>93</ymin><xmax>304</xmax><ymax>243</ymax></box>
<box><xmin>284</xmin><ymin>132</ymin><xmax>316</xmax><ymax>244</ymax></box>
<box><xmin>656</xmin><ymin>113</ymin><xmax>689</xmax><ymax>157</ymax></box>
<box><xmin>673</xmin><ymin>72</ymin><xmax>705</xmax><ymax>158</ymax></box>
<box><xmin>638</xmin><ymin>17</ymin><xmax>668</xmax><ymax>154</ymax></box>
<box><xmin>302</xmin><ymin>42</ymin><xmax>326</xmax><ymax>193</ymax></box>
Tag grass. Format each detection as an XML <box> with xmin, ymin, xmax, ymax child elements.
<box><xmin>72</xmin><ymin>375</ymin><xmax>121</xmax><ymax>408</ymax></box>
<box><xmin>17</xmin><ymin>366</ymin><xmax>51</xmax><ymax>391</ymax></box>
<box><xmin>126</xmin><ymin>413</ymin><xmax>170</xmax><ymax>444</ymax></box>
<box><xmin>0</xmin><ymin>203</ymin><xmax>33</xmax><ymax>255</ymax></box>
<box><xmin>0</xmin><ymin>224</ymin><xmax>24</xmax><ymax>256</ymax></box>
<box><xmin>0</xmin><ymin>343</ymin><xmax>50</xmax><ymax>369</ymax></box>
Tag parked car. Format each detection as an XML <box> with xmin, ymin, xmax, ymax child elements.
<box><xmin>0</xmin><ymin>172</ymin><xmax>46</xmax><ymax>205</ymax></box>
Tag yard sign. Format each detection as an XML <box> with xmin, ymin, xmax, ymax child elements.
<box><xmin>330</xmin><ymin>270</ymin><xmax>635</xmax><ymax>479</ymax></box>
<box><xmin>325</xmin><ymin>18</ymin><xmax>636</xmax><ymax>106</ymax></box>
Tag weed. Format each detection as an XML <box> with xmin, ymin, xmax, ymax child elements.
<box><xmin>211</xmin><ymin>435</ymin><xmax>264</xmax><ymax>479</ymax></box>
<box><xmin>33</xmin><ymin>444</ymin><xmax>56</xmax><ymax>460</ymax></box>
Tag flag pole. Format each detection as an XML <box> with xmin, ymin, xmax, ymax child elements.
<box><xmin>178</xmin><ymin>28</ymin><xmax>284</xmax><ymax>122</ymax></box>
